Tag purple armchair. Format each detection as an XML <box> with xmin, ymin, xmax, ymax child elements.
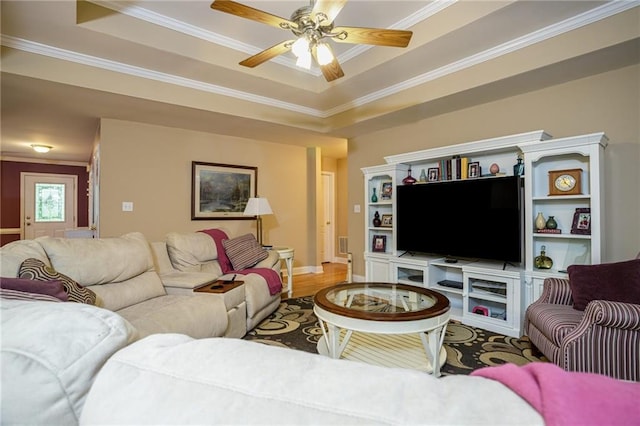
<box><xmin>524</xmin><ymin>275</ymin><xmax>640</xmax><ymax>382</ymax></box>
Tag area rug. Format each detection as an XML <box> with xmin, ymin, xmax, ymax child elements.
<box><xmin>243</xmin><ymin>296</ymin><xmax>547</xmax><ymax>376</ymax></box>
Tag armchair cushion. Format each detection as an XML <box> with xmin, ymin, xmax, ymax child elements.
<box><xmin>567</xmin><ymin>258</ymin><xmax>640</xmax><ymax>310</ymax></box>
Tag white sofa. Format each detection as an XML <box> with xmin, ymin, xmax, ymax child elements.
<box><xmin>0</xmin><ymin>231</ymin><xmax>281</xmax><ymax>339</ymax></box>
<box><xmin>1</xmin><ymin>298</ymin><xmax>544</xmax><ymax>425</ymax></box>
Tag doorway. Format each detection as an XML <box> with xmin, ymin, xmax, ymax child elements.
<box><xmin>21</xmin><ymin>173</ymin><xmax>77</xmax><ymax>239</ymax></box>
<box><xmin>321</xmin><ymin>172</ymin><xmax>336</xmax><ymax>263</ymax></box>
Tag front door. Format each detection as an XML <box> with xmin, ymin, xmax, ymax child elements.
<box><xmin>22</xmin><ymin>173</ymin><xmax>77</xmax><ymax>239</ymax></box>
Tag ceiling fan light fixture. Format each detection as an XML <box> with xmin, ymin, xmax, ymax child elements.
<box><xmin>31</xmin><ymin>144</ymin><xmax>52</xmax><ymax>153</ymax></box>
<box><xmin>291</xmin><ymin>37</ymin><xmax>309</xmax><ymax>58</ymax></box>
<box><xmin>316</xmin><ymin>42</ymin><xmax>334</xmax><ymax>65</ymax></box>
<box><xmin>295</xmin><ymin>51</ymin><xmax>312</xmax><ymax>69</ymax></box>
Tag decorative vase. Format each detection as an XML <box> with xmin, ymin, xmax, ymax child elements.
<box><xmin>513</xmin><ymin>157</ymin><xmax>524</xmax><ymax>176</ymax></box>
<box><xmin>546</xmin><ymin>216</ymin><xmax>558</xmax><ymax>229</ymax></box>
<box><xmin>371</xmin><ymin>188</ymin><xmax>378</xmax><ymax>202</ymax></box>
<box><xmin>535</xmin><ymin>212</ymin><xmax>546</xmax><ymax>230</ymax></box>
<box><xmin>402</xmin><ymin>167</ymin><xmax>417</xmax><ymax>185</ymax></box>
<box><xmin>419</xmin><ymin>169</ymin><xmax>427</xmax><ymax>182</ymax></box>
<box><xmin>373</xmin><ymin>211</ymin><xmax>382</xmax><ymax>227</ymax></box>
<box><xmin>534</xmin><ymin>245</ymin><xmax>553</xmax><ymax>269</ymax></box>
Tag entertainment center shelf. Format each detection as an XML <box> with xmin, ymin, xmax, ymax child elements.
<box><xmin>362</xmin><ymin>130</ymin><xmax>607</xmax><ymax>337</ymax></box>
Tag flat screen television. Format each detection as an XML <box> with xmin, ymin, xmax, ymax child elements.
<box><xmin>396</xmin><ymin>176</ymin><xmax>522</xmax><ymax>263</ymax></box>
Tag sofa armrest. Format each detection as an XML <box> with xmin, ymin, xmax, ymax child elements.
<box><xmin>537</xmin><ymin>278</ymin><xmax>573</xmax><ymax>306</ymax></box>
<box><xmin>581</xmin><ymin>300</ymin><xmax>640</xmax><ymax>329</ymax></box>
<box><xmin>560</xmin><ymin>300</ymin><xmax>640</xmax><ymax>380</ymax></box>
<box><xmin>255</xmin><ymin>250</ymin><xmax>280</xmax><ymax>272</ymax></box>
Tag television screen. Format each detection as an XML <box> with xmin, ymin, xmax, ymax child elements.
<box><xmin>396</xmin><ymin>176</ymin><xmax>522</xmax><ymax>263</ymax></box>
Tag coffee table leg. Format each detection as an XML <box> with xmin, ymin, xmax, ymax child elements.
<box><xmin>420</xmin><ymin>325</ymin><xmax>447</xmax><ymax>377</ymax></box>
<box><xmin>318</xmin><ymin>319</ymin><xmax>353</xmax><ymax>359</ymax></box>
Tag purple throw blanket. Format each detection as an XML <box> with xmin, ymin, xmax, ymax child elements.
<box><xmin>199</xmin><ymin>229</ymin><xmax>282</xmax><ymax>296</ymax></box>
<box><xmin>471</xmin><ymin>362</ymin><xmax>640</xmax><ymax>425</ymax></box>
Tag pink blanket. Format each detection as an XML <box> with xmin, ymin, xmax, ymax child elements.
<box><xmin>471</xmin><ymin>362</ymin><xmax>640</xmax><ymax>425</ymax></box>
<box><xmin>199</xmin><ymin>229</ymin><xmax>282</xmax><ymax>296</ymax></box>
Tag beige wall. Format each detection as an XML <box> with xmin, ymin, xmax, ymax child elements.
<box><xmin>348</xmin><ymin>64</ymin><xmax>640</xmax><ymax>277</ymax></box>
<box><xmin>98</xmin><ymin>119</ymin><xmax>314</xmax><ymax>268</ymax></box>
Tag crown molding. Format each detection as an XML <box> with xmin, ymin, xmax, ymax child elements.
<box><xmin>2</xmin><ymin>1</ymin><xmax>634</xmax><ymax>120</ymax></box>
<box><xmin>0</xmin><ymin>155</ymin><xmax>89</xmax><ymax>167</ymax></box>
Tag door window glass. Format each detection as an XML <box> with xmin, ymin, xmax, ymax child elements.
<box><xmin>35</xmin><ymin>183</ymin><xmax>65</xmax><ymax>222</ymax></box>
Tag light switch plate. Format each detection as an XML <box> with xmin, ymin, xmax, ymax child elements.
<box><xmin>122</xmin><ymin>202</ymin><xmax>134</xmax><ymax>212</ymax></box>
<box><xmin>354</xmin><ymin>204</ymin><xmax>361</xmax><ymax>213</ymax></box>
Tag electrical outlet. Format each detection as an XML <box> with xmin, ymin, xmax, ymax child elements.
<box><xmin>122</xmin><ymin>202</ymin><xmax>134</xmax><ymax>212</ymax></box>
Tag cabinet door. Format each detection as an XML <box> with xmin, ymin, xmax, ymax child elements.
<box><xmin>366</xmin><ymin>257</ymin><xmax>390</xmax><ymax>282</ymax></box>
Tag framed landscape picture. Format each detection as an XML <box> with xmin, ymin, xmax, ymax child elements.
<box><xmin>191</xmin><ymin>161</ymin><xmax>257</xmax><ymax>220</ymax></box>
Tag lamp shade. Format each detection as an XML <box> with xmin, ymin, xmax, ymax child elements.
<box><xmin>243</xmin><ymin>197</ymin><xmax>273</xmax><ymax>216</ymax></box>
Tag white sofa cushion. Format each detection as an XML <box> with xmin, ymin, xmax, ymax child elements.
<box><xmin>116</xmin><ymin>294</ymin><xmax>228</xmax><ymax>338</ymax></box>
<box><xmin>0</xmin><ymin>239</ymin><xmax>50</xmax><ymax>278</ymax></box>
<box><xmin>81</xmin><ymin>336</ymin><xmax>543</xmax><ymax>425</ymax></box>
<box><xmin>166</xmin><ymin>231</ymin><xmax>223</xmax><ymax>275</ymax></box>
<box><xmin>37</xmin><ymin>232</ymin><xmax>166</xmax><ymax>311</ymax></box>
<box><xmin>1</xmin><ymin>299</ymin><xmax>137</xmax><ymax>425</ymax></box>
<box><xmin>38</xmin><ymin>232</ymin><xmax>154</xmax><ymax>285</ymax></box>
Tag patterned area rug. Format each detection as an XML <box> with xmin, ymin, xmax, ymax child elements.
<box><xmin>243</xmin><ymin>296</ymin><xmax>547</xmax><ymax>376</ymax></box>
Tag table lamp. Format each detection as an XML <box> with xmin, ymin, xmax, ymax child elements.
<box><xmin>243</xmin><ymin>197</ymin><xmax>273</xmax><ymax>245</ymax></box>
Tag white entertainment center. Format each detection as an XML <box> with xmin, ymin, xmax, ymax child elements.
<box><xmin>362</xmin><ymin>130</ymin><xmax>608</xmax><ymax>337</ymax></box>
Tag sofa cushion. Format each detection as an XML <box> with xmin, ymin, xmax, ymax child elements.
<box><xmin>1</xmin><ymin>299</ymin><xmax>137</xmax><ymax>425</ymax></box>
<box><xmin>19</xmin><ymin>258</ymin><xmax>96</xmax><ymax>304</ymax></box>
<box><xmin>0</xmin><ymin>238</ymin><xmax>50</xmax><ymax>278</ymax></box>
<box><xmin>0</xmin><ymin>277</ymin><xmax>68</xmax><ymax>301</ymax></box>
<box><xmin>222</xmin><ymin>233</ymin><xmax>268</xmax><ymax>271</ymax></box>
<box><xmin>165</xmin><ymin>232</ymin><xmax>223</xmax><ymax>275</ymax></box>
<box><xmin>567</xmin><ymin>258</ymin><xmax>640</xmax><ymax>311</ymax></box>
<box><xmin>37</xmin><ymin>232</ymin><xmax>155</xmax><ymax>285</ymax></box>
<box><xmin>116</xmin><ymin>294</ymin><xmax>228</xmax><ymax>339</ymax></box>
<box><xmin>81</xmin><ymin>336</ymin><xmax>543</xmax><ymax>425</ymax></box>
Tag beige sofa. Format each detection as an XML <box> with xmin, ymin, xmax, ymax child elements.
<box><xmin>159</xmin><ymin>231</ymin><xmax>282</xmax><ymax>331</ymax></box>
<box><xmin>0</xmin><ymin>231</ymin><xmax>282</xmax><ymax>339</ymax></box>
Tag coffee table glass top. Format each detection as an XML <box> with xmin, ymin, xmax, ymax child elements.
<box><xmin>314</xmin><ymin>283</ymin><xmax>450</xmax><ymax>321</ymax></box>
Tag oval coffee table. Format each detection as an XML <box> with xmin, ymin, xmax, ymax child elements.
<box><xmin>314</xmin><ymin>283</ymin><xmax>450</xmax><ymax>377</ymax></box>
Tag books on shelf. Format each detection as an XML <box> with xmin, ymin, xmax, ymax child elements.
<box><xmin>535</xmin><ymin>229</ymin><xmax>562</xmax><ymax>234</ymax></box>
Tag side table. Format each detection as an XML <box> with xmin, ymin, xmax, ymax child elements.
<box><xmin>274</xmin><ymin>247</ymin><xmax>294</xmax><ymax>298</ymax></box>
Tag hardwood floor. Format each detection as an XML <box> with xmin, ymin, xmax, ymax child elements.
<box><xmin>284</xmin><ymin>262</ymin><xmax>348</xmax><ymax>299</ymax></box>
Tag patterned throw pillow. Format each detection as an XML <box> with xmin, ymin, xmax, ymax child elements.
<box><xmin>222</xmin><ymin>234</ymin><xmax>268</xmax><ymax>271</ymax></box>
<box><xmin>18</xmin><ymin>258</ymin><xmax>97</xmax><ymax>305</ymax></box>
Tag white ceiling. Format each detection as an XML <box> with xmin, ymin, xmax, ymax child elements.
<box><xmin>1</xmin><ymin>0</ymin><xmax>638</xmax><ymax>162</ymax></box>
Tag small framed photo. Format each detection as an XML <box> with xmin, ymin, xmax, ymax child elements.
<box><xmin>372</xmin><ymin>234</ymin><xmax>387</xmax><ymax>252</ymax></box>
<box><xmin>468</xmin><ymin>162</ymin><xmax>481</xmax><ymax>178</ymax></box>
<box><xmin>380</xmin><ymin>181</ymin><xmax>393</xmax><ymax>200</ymax></box>
<box><xmin>571</xmin><ymin>208</ymin><xmax>591</xmax><ymax>235</ymax></box>
<box><xmin>427</xmin><ymin>167</ymin><xmax>440</xmax><ymax>182</ymax></box>
<box><xmin>381</xmin><ymin>214</ymin><xmax>393</xmax><ymax>228</ymax></box>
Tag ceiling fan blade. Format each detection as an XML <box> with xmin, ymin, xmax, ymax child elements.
<box><xmin>311</xmin><ymin>0</ymin><xmax>348</xmax><ymax>25</ymax></box>
<box><xmin>239</xmin><ymin>40</ymin><xmax>293</xmax><ymax>68</ymax></box>
<box><xmin>211</xmin><ymin>1</ymin><xmax>297</xmax><ymax>31</ymax></box>
<box><xmin>312</xmin><ymin>44</ymin><xmax>344</xmax><ymax>82</ymax></box>
<box><xmin>332</xmin><ymin>26</ymin><xmax>412</xmax><ymax>47</ymax></box>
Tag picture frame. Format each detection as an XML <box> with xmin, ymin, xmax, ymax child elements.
<box><xmin>381</xmin><ymin>214</ymin><xmax>393</xmax><ymax>228</ymax></box>
<box><xmin>372</xmin><ymin>234</ymin><xmax>387</xmax><ymax>252</ymax></box>
<box><xmin>191</xmin><ymin>161</ymin><xmax>257</xmax><ymax>220</ymax></box>
<box><xmin>570</xmin><ymin>208</ymin><xmax>591</xmax><ymax>235</ymax></box>
<box><xmin>427</xmin><ymin>167</ymin><xmax>440</xmax><ymax>182</ymax></box>
<box><xmin>380</xmin><ymin>181</ymin><xmax>393</xmax><ymax>200</ymax></box>
<box><xmin>468</xmin><ymin>162</ymin><xmax>481</xmax><ymax>178</ymax></box>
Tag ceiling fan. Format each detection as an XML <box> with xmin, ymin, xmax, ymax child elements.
<box><xmin>210</xmin><ymin>0</ymin><xmax>413</xmax><ymax>82</ymax></box>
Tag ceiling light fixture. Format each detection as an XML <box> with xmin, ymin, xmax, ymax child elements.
<box><xmin>31</xmin><ymin>144</ymin><xmax>52</xmax><ymax>153</ymax></box>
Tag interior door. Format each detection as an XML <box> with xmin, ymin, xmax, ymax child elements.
<box><xmin>321</xmin><ymin>172</ymin><xmax>336</xmax><ymax>263</ymax></box>
<box><xmin>22</xmin><ymin>173</ymin><xmax>77</xmax><ymax>239</ymax></box>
